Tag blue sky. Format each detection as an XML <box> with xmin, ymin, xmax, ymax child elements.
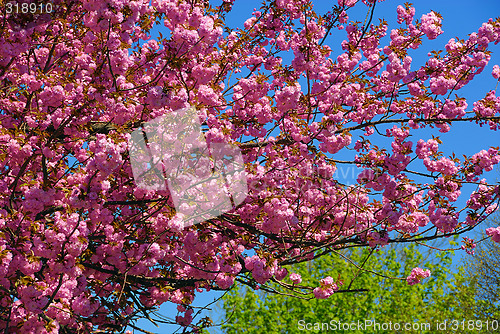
<box><xmin>132</xmin><ymin>1</ymin><xmax>500</xmax><ymax>332</ymax></box>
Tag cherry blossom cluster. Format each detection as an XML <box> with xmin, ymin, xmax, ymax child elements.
<box><xmin>406</xmin><ymin>267</ymin><xmax>431</xmax><ymax>286</ymax></box>
<box><xmin>244</xmin><ymin>255</ymin><xmax>278</xmax><ymax>284</ymax></box>
<box><xmin>461</xmin><ymin>237</ymin><xmax>477</xmax><ymax>255</ymax></box>
<box><xmin>486</xmin><ymin>226</ymin><xmax>500</xmax><ymax>243</ymax></box>
<box><xmin>313</xmin><ymin>276</ymin><xmax>341</xmax><ymax>299</ymax></box>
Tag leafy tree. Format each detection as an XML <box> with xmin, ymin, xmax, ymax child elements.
<box><xmin>218</xmin><ymin>244</ymin><xmax>467</xmax><ymax>334</ymax></box>
<box><xmin>0</xmin><ymin>0</ymin><xmax>500</xmax><ymax>333</ymax></box>
<box><xmin>218</xmin><ymin>234</ymin><xmax>500</xmax><ymax>334</ymax></box>
<box><xmin>452</xmin><ymin>216</ymin><xmax>500</xmax><ymax>330</ymax></box>
<box><xmin>466</xmin><ymin>241</ymin><xmax>500</xmax><ymax>320</ymax></box>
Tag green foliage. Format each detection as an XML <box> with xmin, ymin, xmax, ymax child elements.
<box><xmin>459</xmin><ymin>236</ymin><xmax>500</xmax><ymax>326</ymax></box>
<box><xmin>217</xmin><ymin>244</ymin><xmax>472</xmax><ymax>334</ymax></box>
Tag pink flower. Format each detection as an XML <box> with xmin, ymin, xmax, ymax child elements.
<box><xmin>338</xmin><ymin>0</ymin><xmax>357</xmax><ymax>7</ymax></box>
<box><xmin>313</xmin><ymin>276</ymin><xmax>339</xmax><ymax>299</ymax></box>
<box><xmin>406</xmin><ymin>267</ymin><xmax>431</xmax><ymax>285</ymax></box>
<box><xmin>175</xmin><ymin>309</ymin><xmax>194</xmax><ymax>326</ymax></box>
<box><xmin>275</xmin><ymin>267</ymin><xmax>288</xmax><ymax>281</ymax></box>
<box><xmin>486</xmin><ymin>227</ymin><xmax>500</xmax><ymax>243</ymax></box>
<box><xmin>367</xmin><ymin>230</ymin><xmax>389</xmax><ymax>247</ymax></box>
<box><xmin>244</xmin><ymin>255</ymin><xmax>277</xmax><ymax>284</ymax></box>
<box><xmin>290</xmin><ymin>273</ymin><xmax>302</xmax><ymax>284</ymax></box>
<box><xmin>461</xmin><ymin>237</ymin><xmax>476</xmax><ymax>255</ymax></box>
<box><xmin>420</xmin><ymin>11</ymin><xmax>443</xmax><ymax>40</ymax></box>
<box><xmin>396</xmin><ymin>5</ymin><xmax>415</xmax><ymax>25</ymax></box>
<box><xmin>216</xmin><ymin>274</ymin><xmax>235</xmax><ymax>289</ymax></box>
<box><xmin>492</xmin><ymin>65</ymin><xmax>500</xmax><ymax>79</ymax></box>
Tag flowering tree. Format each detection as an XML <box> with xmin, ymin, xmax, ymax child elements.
<box><xmin>1</xmin><ymin>0</ymin><xmax>500</xmax><ymax>332</ymax></box>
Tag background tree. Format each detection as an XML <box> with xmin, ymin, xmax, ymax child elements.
<box><xmin>467</xmin><ymin>240</ymin><xmax>500</xmax><ymax>320</ymax></box>
<box><xmin>217</xmin><ymin>243</ymin><xmax>469</xmax><ymax>334</ymax></box>
<box><xmin>0</xmin><ymin>0</ymin><xmax>500</xmax><ymax>333</ymax></box>
<box><xmin>217</xmin><ymin>221</ymin><xmax>500</xmax><ymax>334</ymax></box>
<box><xmin>452</xmin><ymin>215</ymin><xmax>500</xmax><ymax>330</ymax></box>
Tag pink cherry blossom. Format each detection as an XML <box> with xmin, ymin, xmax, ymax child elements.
<box><xmin>406</xmin><ymin>267</ymin><xmax>431</xmax><ymax>285</ymax></box>
<box><xmin>493</xmin><ymin>65</ymin><xmax>500</xmax><ymax>79</ymax></box>
<box><xmin>486</xmin><ymin>227</ymin><xmax>500</xmax><ymax>242</ymax></box>
<box><xmin>290</xmin><ymin>273</ymin><xmax>303</xmax><ymax>284</ymax></box>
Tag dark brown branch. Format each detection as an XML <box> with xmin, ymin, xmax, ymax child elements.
<box><xmin>236</xmin><ymin>116</ymin><xmax>500</xmax><ymax>149</ymax></box>
<box><xmin>80</xmin><ymin>262</ymin><xmax>203</xmax><ymax>289</ymax></box>
<box><xmin>35</xmin><ymin>205</ymin><xmax>64</xmax><ymax>221</ymax></box>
